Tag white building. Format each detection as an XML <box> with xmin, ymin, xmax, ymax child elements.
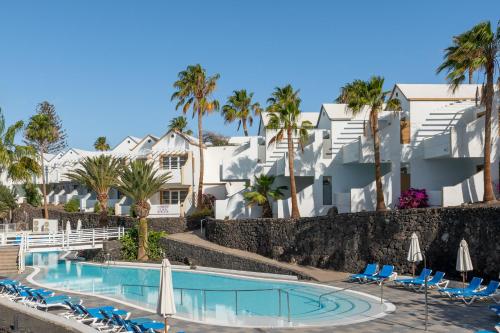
<box><xmin>11</xmin><ymin>83</ymin><xmax>500</xmax><ymax>219</ymax></box>
<box><xmin>216</xmin><ymin>83</ymin><xmax>499</xmax><ymax>218</ymax></box>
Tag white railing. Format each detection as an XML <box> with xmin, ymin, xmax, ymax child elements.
<box><xmin>0</xmin><ymin>227</ymin><xmax>125</xmax><ymax>252</ymax></box>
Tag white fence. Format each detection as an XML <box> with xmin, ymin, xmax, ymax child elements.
<box><xmin>0</xmin><ymin>227</ymin><xmax>125</xmax><ymax>253</ymax></box>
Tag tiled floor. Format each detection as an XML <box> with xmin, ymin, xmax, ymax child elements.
<box><xmin>3</xmin><ymin>269</ymin><xmax>498</xmax><ymax>333</ymax></box>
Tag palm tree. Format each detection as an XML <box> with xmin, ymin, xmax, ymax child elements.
<box><xmin>222</xmin><ymin>89</ymin><xmax>262</xmax><ymax>136</ymax></box>
<box><xmin>118</xmin><ymin>160</ymin><xmax>171</xmax><ymax>261</ymax></box>
<box><xmin>168</xmin><ymin>116</ymin><xmax>193</xmax><ymax>135</ymax></box>
<box><xmin>437</xmin><ymin>21</ymin><xmax>499</xmax><ymax>203</ymax></box>
<box><xmin>244</xmin><ymin>175</ymin><xmax>287</xmax><ymax>218</ymax></box>
<box><xmin>94</xmin><ymin>137</ymin><xmax>110</xmax><ymax>151</ymax></box>
<box><xmin>266</xmin><ymin>84</ymin><xmax>313</xmax><ymax>218</ymax></box>
<box><xmin>0</xmin><ymin>109</ymin><xmax>39</xmax><ymax>182</ymax></box>
<box><xmin>65</xmin><ymin>156</ymin><xmax>123</xmax><ymax>226</ymax></box>
<box><xmin>171</xmin><ymin>64</ymin><xmax>220</xmax><ymax>208</ymax></box>
<box><xmin>337</xmin><ymin>77</ymin><xmax>401</xmax><ymax>211</ymax></box>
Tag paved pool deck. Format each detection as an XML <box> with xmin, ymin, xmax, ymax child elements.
<box><xmin>3</xmin><ymin>268</ymin><xmax>498</xmax><ymax>333</ymax></box>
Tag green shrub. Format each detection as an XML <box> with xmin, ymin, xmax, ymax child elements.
<box><xmin>23</xmin><ymin>183</ymin><xmax>42</xmax><ymax>207</ymax></box>
<box><xmin>120</xmin><ymin>226</ymin><xmax>166</xmax><ymax>261</ymax></box>
<box><xmin>64</xmin><ymin>198</ymin><xmax>80</xmax><ymax>212</ymax></box>
<box><xmin>189</xmin><ymin>207</ymin><xmax>213</xmax><ymax>219</ymax></box>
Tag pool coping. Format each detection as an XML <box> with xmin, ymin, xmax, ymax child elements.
<box><xmin>26</xmin><ymin>261</ymin><xmax>396</xmax><ymax>329</ymax></box>
<box><xmin>101</xmin><ymin>260</ymin><xmax>299</xmax><ymax>281</ymax></box>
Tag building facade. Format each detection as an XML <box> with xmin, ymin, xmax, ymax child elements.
<box><xmin>11</xmin><ymin>84</ymin><xmax>500</xmax><ymax>218</ymax></box>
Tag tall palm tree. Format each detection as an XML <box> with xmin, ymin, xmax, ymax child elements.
<box><xmin>266</xmin><ymin>84</ymin><xmax>313</xmax><ymax>218</ymax></box>
<box><xmin>171</xmin><ymin>64</ymin><xmax>219</xmax><ymax>208</ymax></box>
<box><xmin>244</xmin><ymin>175</ymin><xmax>287</xmax><ymax>218</ymax></box>
<box><xmin>94</xmin><ymin>137</ymin><xmax>110</xmax><ymax>151</ymax></box>
<box><xmin>222</xmin><ymin>89</ymin><xmax>262</xmax><ymax>136</ymax></box>
<box><xmin>118</xmin><ymin>160</ymin><xmax>171</xmax><ymax>261</ymax></box>
<box><xmin>65</xmin><ymin>156</ymin><xmax>123</xmax><ymax>226</ymax></box>
<box><xmin>168</xmin><ymin>116</ymin><xmax>193</xmax><ymax>135</ymax></box>
<box><xmin>337</xmin><ymin>77</ymin><xmax>401</xmax><ymax>211</ymax></box>
<box><xmin>0</xmin><ymin>109</ymin><xmax>39</xmax><ymax>182</ymax></box>
<box><xmin>437</xmin><ymin>21</ymin><xmax>499</xmax><ymax>203</ymax></box>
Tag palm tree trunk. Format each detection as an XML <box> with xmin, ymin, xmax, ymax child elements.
<box><xmin>482</xmin><ymin>61</ymin><xmax>496</xmax><ymax>202</ymax></box>
<box><xmin>287</xmin><ymin>127</ymin><xmax>300</xmax><ymax>218</ymax></box>
<box><xmin>40</xmin><ymin>151</ymin><xmax>48</xmax><ymax>219</ymax></box>
<box><xmin>242</xmin><ymin>119</ymin><xmax>249</xmax><ymax>136</ymax></box>
<box><xmin>468</xmin><ymin>68</ymin><xmax>473</xmax><ymax>84</ymax></box>
<box><xmin>138</xmin><ymin>217</ymin><xmax>149</xmax><ymax>261</ymax></box>
<box><xmin>197</xmin><ymin>108</ymin><xmax>204</xmax><ymax>208</ymax></box>
<box><xmin>97</xmin><ymin>193</ymin><xmax>108</xmax><ymax>227</ymax></box>
<box><xmin>262</xmin><ymin>200</ymin><xmax>272</xmax><ymax>218</ymax></box>
<box><xmin>371</xmin><ymin>110</ymin><xmax>386</xmax><ymax>211</ymax></box>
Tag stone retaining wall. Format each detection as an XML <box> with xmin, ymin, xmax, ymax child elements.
<box><xmin>11</xmin><ymin>204</ymin><xmax>199</xmax><ymax>234</ymax></box>
<box><xmin>0</xmin><ymin>298</ymin><xmax>94</xmax><ymax>333</ymax></box>
<box><xmin>205</xmin><ymin>206</ymin><xmax>500</xmax><ymax>280</ymax></box>
<box><xmin>159</xmin><ymin>237</ymin><xmax>310</xmax><ymax>279</ymax></box>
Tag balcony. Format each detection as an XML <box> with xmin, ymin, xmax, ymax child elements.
<box><xmin>424</xmin><ymin>116</ymin><xmax>487</xmax><ymax>159</ymax></box>
<box><xmin>341</xmin><ymin>136</ymin><xmax>392</xmax><ymax>164</ymax></box>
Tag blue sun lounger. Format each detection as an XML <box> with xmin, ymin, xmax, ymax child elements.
<box><xmin>454</xmin><ymin>280</ymin><xmax>500</xmax><ymax>305</ymax></box>
<box><xmin>112</xmin><ymin>313</ymin><xmax>165</xmax><ymax>333</ymax></box>
<box><xmin>365</xmin><ymin>265</ymin><xmax>396</xmax><ymax>284</ymax></box>
<box><xmin>439</xmin><ymin>276</ymin><xmax>483</xmax><ymax>298</ymax></box>
<box><xmin>411</xmin><ymin>271</ymin><xmax>449</xmax><ymax>291</ymax></box>
<box><xmin>394</xmin><ymin>268</ymin><xmax>432</xmax><ymax>287</ymax></box>
<box><xmin>349</xmin><ymin>263</ymin><xmax>378</xmax><ymax>282</ymax></box>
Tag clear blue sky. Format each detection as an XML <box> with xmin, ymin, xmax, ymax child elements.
<box><xmin>1</xmin><ymin>0</ymin><xmax>499</xmax><ymax>149</ymax></box>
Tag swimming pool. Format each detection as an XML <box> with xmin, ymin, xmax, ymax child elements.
<box><xmin>28</xmin><ymin>253</ymin><xmax>394</xmax><ymax>328</ymax></box>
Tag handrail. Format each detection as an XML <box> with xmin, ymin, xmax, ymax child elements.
<box><xmin>121</xmin><ymin>283</ymin><xmax>292</xmax><ymax>322</ymax></box>
<box><xmin>317</xmin><ymin>279</ymin><xmax>379</xmax><ymax>307</ymax></box>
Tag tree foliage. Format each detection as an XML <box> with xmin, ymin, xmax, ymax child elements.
<box><xmin>94</xmin><ymin>136</ymin><xmax>110</xmax><ymax>151</ymax></box>
<box><xmin>202</xmin><ymin>131</ymin><xmax>229</xmax><ymax>146</ymax></box>
<box><xmin>0</xmin><ymin>183</ymin><xmax>17</xmax><ymax>219</ymax></box>
<box><xmin>168</xmin><ymin>116</ymin><xmax>193</xmax><ymax>135</ymax></box>
<box><xmin>222</xmin><ymin>89</ymin><xmax>262</xmax><ymax>136</ymax></box>
<box><xmin>0</xmin><ymin>109</ymin><xmax>39</xmax><ymax>182</ymax></box>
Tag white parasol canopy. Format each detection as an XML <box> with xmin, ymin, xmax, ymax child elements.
<box><xmin>407</xmin><ymin>232</ymin><xmax>423</xmax><ymax>276</ymax></box>
<box><xmin>157</xmin><ymin>259</ymin><xmax>176</xmax><ymax>332</ymax></box>
<box><xmin>456</xmin><ymin>239</ymin><xmax>473</xmax><ymax>272</ymax></box>
<box><xmin>456</xmin><ymin>239</ymin><xmax>473</xmax><ymax>288</ymax></box>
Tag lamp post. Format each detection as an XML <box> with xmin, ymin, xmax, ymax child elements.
<box><xmin>414</xmin><ymin>251</ymin><xmax>428</xmax><ymax>331</ymax></box>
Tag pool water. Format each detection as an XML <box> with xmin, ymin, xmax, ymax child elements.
<box><xmin>29</xmin><ymin>252</ymin><xmax>393</xmax><ymax>327</ymax></box>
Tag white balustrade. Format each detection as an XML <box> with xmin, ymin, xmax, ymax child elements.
<box><xmin>0</xmin><ymin>227</ymin><xmax>125</xmax><ymax>252</ymax></box>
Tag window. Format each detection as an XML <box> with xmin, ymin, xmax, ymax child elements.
<box><xmin>161</xmin><ymin>156</ymin><xmax>187</xmax><ymax>170</ymax></box>
<box><xmin>160</xmin><ymin>190</ymin><xmax>188</xmax><ymax>205</ymax></box>
<box><xmin>322</xmin><ymin>176</ymin><xmax>332</xmax><ymax>205</ymax></box>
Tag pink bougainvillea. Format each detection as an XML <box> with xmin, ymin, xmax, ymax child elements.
<box><xmin>397</xmin><ymin>188</ymin><xmax>429</xmax><ymax>209</ymax></box>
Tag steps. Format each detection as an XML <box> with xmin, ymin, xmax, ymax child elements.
<box><xmin>0</xmin><ymin>246</ymin><xmax>19</xmax><ymax>274</ymax></box>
